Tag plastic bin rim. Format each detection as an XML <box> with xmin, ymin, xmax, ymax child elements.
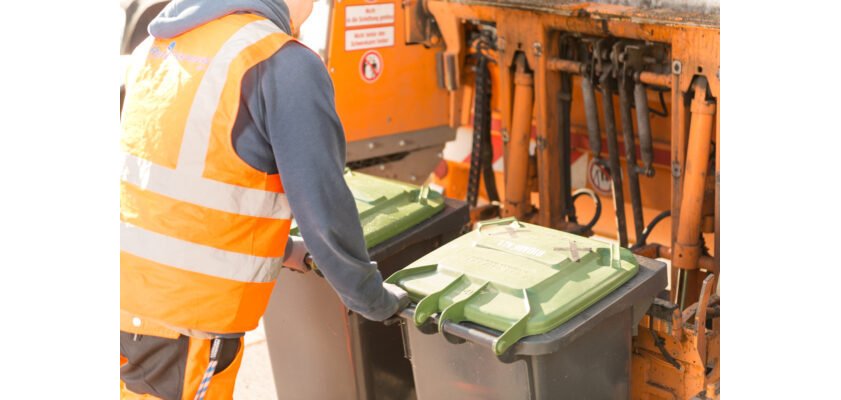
<box><xmin>396</xmin><ymin>255</ymin><xmax>667</xmax><ymax>358</ymax></box>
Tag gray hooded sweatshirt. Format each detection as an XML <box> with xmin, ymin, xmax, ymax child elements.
<box><xmin>146</xmin><ymin>0</ymin><xmax>398</xmax><ymax>322</ymax></box>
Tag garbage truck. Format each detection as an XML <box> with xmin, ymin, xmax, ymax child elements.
<box><xmin>120</xmin><ymin>0</ymin><xmax>720</xmax><ymax>398</ymax></box>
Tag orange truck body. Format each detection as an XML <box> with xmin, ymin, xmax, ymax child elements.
<box><xmin>326</xmin><ymin>0</ymin><xmax>720</xmax><ymax>398</ymax></box>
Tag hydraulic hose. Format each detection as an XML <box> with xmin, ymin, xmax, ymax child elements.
<box><xmin>599</xmin><ymin>65</ymin><xmax>629</xmax><ymax>247</ymax></box>
<box><xmin>632</xmin><ymin>210</ymin><xmax>671</xmax><ymax>249</ymax></box>
<box><xmin>570</xmin><ymin>188</ymin><xmax>602</xmax><ymax>235</ymax></box>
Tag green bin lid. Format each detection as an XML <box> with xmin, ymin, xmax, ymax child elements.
<box><xmin>292</xmin><ymin>170</ymin><xmax>445</xmax><ymax>249</ymax></box>
<box><xmin>385</xmin><ymin>217</ymin><xmax>639</xmax><ymax>355</ymax></box>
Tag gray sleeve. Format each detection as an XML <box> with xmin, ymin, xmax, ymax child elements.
<box><xmin>258</xmin><ymin>42</ymin><xmax>398</xmax><ymax>322</ymax></box>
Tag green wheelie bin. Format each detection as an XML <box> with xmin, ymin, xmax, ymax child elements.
<box><xmin>386</xmin><ymin>218</ymin><xmax>667</xmax><ymax>399</ymax></box>
<box><xmin>263</xmin><ymin>170</ymin><xmax>469</xmax><ymax>400</ymax></box>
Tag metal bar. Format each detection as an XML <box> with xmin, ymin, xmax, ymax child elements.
<box><xmin>695</xmin><ymin>274</ymin><xmax>716</xmax><ymax>366</ymax></box>
<box><xmin>714</xmin><ymin>94</ymin><xmax>720</xmax><ymax>280</ymax></box>
<box><xmin>440</xmin><ymin>319</ymin><xmax>499</xmax><ymax>349</ymax></box>
<box><xmin>559</xmin><ymin>90</ymin><xmax>575</xmax><ymax>222</ymax></box>
<box><xmin>581</xmin><ymin>75</ymin><xmax>602</xmax><ymax>158</ymax></box>
<box><xmin>546</xmin><ymin>58</ymin><xmax>673</xmax><ymax>90</ymax></box>
<box><xmin>678</xmin><ymin>271</ymin><xmax>690</xmax><ymax>310</ymax></box>
<box><xmin>635</xmin><ymin>244</ymin><xmax>716</xmax><ymax>271</ymax></box>
<box><xmin>702</xmin><ymin>160</ymin><xmax>715</xmax><ymax>233</ymax></box>
<box><xmin>633</xmin><ymin>81</ymin><xmax>655</xmax><ymax>175</ymax></box>
<box><xmin>673</xmin><ymin>79</ymin><xmax>715</xmax><ymax>270</ymax></box>
<box><xmin>669</xmin><ymin>65</ymin><xmax>684</xmax><ymax>304</ymax></box>
<box><xmin>396</xmin><ymin>309</ymin><xmax>500</xmax><ymax>350</ymax></box>
<box><xmin>534</xmin><ymin>31</ymin><xmax>565</xmax><ymax>229</ymax></box>
<box><xmin>558</xmin><ymin>39</ymin><xmax>575</xmax><ymax>223</ymax></box>
<box><xmin>673</xmin><ymin>79</ymin><xmax>715</xmax><ymax>310</ymax></box>
<box><xmin>503</xmin><ymin>54</ymin><xmax>535</xmax><ymax>218</ymax></box>
<box><xmin>546</xmin><ymin>57</ymin><xmax>584</xmax><ymax>74</ymax></box>
<box><xmin>599</xmin><ymin>67</ymin><xmax>629</xmax><ymax>247</ymax></box>
<box><xmin>619</xmin><ymin>73</ymin><xmax>645</xmax><ymax>243</ymax></box>
<box><xmin>639</xmin><ymin>71</ymin><xmax>672</xmax><ymax>88</ymax></box>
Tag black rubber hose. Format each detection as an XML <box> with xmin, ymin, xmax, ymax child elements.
<box><xmin>570</xmin><ymin>188</ymin><xmax>602</xmax><ymax>235</ymax></box>
<box><xmin>632</xmin><ymin>209</ymin><xmax>671</xmax><ymax>249</ymax></box>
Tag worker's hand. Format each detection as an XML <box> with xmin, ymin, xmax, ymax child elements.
<box><xmin>383</xmin><ymin>283</ymin><xmax>411</xmax><ymax>314</ymax></box>
<box><xmin>281</xmin><ymin>236</ymin><xmax>310</xmax><ymax>273</ymax></box>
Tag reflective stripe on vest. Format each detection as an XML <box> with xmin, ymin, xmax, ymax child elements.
<box><xmin>121</xmin><ymin>222</ymin><xmax>283</xmax><ymax>283</ymax></box>
<box><xmin>120</xmin><ymin>14</ymin><xmax>295</xmax><ymax>334</ymax></box>
<box><xmin>122</xmin><ymin>152</ymin><xmax>291</xmax><ymax>219</ymax></box>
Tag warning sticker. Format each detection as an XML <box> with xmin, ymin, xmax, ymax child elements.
<box><xmin>588</xmin><ymin>158</ymin><xmax>613</xmax><ymax>195</ymax></box>
<box><xmin>359</xmin><ymin>50</ymin><xmax>383</xmax><ymax>83</ymax></box>
<box><xmin>345</xmin><ymin>26</ymin><xmax>394</xmax><ymax>51</ymax></box>
<box><xmin>345</xmin><ymin>4</ymin><xmax>395</xmax><ymax>27</ymax></box>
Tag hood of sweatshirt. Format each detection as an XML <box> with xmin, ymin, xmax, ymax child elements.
<box><xmin>148</xmin><ymin>0</ymin><xmax>291</xmax><ymax>39</ymax></box>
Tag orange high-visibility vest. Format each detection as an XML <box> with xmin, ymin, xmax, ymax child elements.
<box><xmin>120</xmin><ymin>14</ymin><xmax>294</xmax><ymax>335</ymax></box>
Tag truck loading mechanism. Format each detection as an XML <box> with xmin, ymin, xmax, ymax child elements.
<box><xmin>121</xmin><ymin>0</ymin><xmax>720</xmax><ymax>398</ymax></box>
<box><xmin>364</xmin><ymin>0</ymin><xmax>720</xmax><ymax>398</ymax></box>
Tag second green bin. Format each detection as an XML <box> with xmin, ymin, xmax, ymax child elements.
<box><xmin>387</xmin><ymin>218</ymin><xmax>667</xmax><ymax>399</ymax></box>
<box><xmin>264</xmin><ymin>170</ymin><xmax>469</xmax><ymax>400</ymax></box>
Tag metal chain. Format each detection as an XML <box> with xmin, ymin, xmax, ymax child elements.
<box><xmin>467</xmin><ymin>47</ymin><xmax>497</xmax><ymax>206</ymax></box>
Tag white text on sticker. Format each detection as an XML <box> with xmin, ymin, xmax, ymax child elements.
<box><xmin>345</xmin><ymin>26</ymin><xmax>395</xmax><ymax>51</ymax></box>
<box><xmin>345</xmin><ymin>4</ymin><xmax>395</xmax><ymax>27</ymax></box>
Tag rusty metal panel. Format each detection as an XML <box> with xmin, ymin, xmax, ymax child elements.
<box><xmin>434</xmin><ymin>0</ymin><xmax>719</xmax><ymax>27</ymax></box>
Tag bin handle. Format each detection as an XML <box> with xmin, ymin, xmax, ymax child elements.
<box><xmin>492</xmin><ymin>289</ymin><xmax>533</xmax><ymax>355</ymax></box>
<box><xmin>399</xmin><ymin>307</ymin><xmax>502</xmax><ymax>352</ymax></box>
<box><xmin>437</xmin><ymin>281</ymin><xmax>491</xmax><ymax>342</ymax></box>
<box><xmin>440</xmin><ymin>319</ymin><xmax>500</xmax><ymax>350</ymax></box>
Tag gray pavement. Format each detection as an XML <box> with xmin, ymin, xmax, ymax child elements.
<box><xmin>234</xmin><ymin>321</ymin><xmax>278</xmax><ymax>400</ymax></box>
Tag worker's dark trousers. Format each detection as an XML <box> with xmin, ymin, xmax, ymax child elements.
<box><xmin>120</xmin><ymin>332</ymin><xmax>244</xmax><ymax>399</ymax></box>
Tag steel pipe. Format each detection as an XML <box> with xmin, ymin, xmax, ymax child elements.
<box><xmin>638</xmin><ymin>71</ymin><xmax>672</xmax><ymax>88</ymax></box>
<box><xmin>581</xmin><ymin>75</ymin><xmax>602</xmax><ymax>158</ymax></box>
<box><xmin>633</xmin><ymin>244</ymin><xmax>716</xmax><ymax>271</ymax></box>
<box><xmin>503</xmin><ymin>54</ymin><xmax>535</xmax><ymax>218</ymax></box>
<box><xmin>633</xmin><ymin>82</ymin><xmax>655</xmax><ymax>176</ymax></box>
<box><xmin>673</xmin><ymin>79</ymin><xmax>716</xmax><ymax>270</ymax></box>
<box><xmin>546</xmin><ymin>57</ymin><xmax>584</xmax><ymax>74</ymax></box>
<box><xmin>619</xmin><ymin>76</ymin><xmax>645</xmax><ymax>243</ymax></box>
<box><xmin>547</xmin><ymin>58</ymin><xmax>672</xmax><ymax>89</ymax></box>
<box><xmin>599</xmin><ymin>66</ymin><xmax>629</xmax><ymax>247</ymax></box>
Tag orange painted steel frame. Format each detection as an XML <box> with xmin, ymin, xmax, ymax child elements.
<box><xmin>325</xmin><ymin>0</ymin><xmax>449</xmax><ymax>142</ymax></box>
<box><xmin>324</xmin><ymin>0</ymin><xmax>719</xmax><ymax>397</ymax></box>
<box><xmin>423</xmin><ymin>1</ymin><xmax>719</xmax><ymax>399</ymax></box>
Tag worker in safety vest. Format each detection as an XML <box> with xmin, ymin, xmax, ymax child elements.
<box><xmin>119</xmin><ymin>0</ymin><xmax>410</xmax><ymax>398</ymax></box>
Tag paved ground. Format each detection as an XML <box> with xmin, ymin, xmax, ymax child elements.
<box><xmin>234</xmin><ymin>320</ymin><xmax>278</xmax><ymax>400</ymax></box>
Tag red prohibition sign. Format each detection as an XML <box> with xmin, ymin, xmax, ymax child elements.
<box><xmin>359</xmin><ymin>50</ymin><xmax>383</xmax><ymax>83</ymax></box>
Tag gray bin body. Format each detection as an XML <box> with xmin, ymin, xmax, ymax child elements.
<box><xmin>399</xmin><ymin>256</ymin><xmax>666</xmax><ymax>400</ymax></box>
<box><xmin>263</xmin><ymin>199</ymin><xmax>469</xmax><ymax>400</ymax></box>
